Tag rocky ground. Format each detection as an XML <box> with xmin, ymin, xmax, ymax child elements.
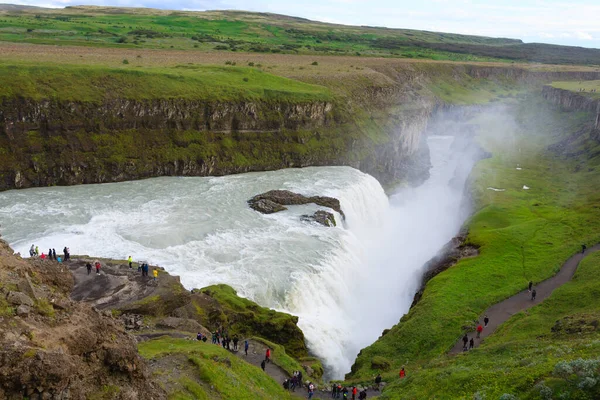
<box><xmin>0</xmin><ymin>239</ymin><xmax>166</xmax><ymax>400</ymax></box>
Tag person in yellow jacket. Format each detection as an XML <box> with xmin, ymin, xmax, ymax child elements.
<box><xmin>128</xmin><ymin>256</ymin><xmax>133</xmax><ymax>269</ymax></box>
<box><xmin>153</xmin><ymin>268</ymin><xmax>158</xmax><ymax>281</ymax></box>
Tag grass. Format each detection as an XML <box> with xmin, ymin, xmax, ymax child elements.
<box><xmin>0</xmin><ymin>61</ymin><xmax>332</xmax><ymax>102</ymax></box>
<box><xmin>138</xmin><ymin>336</ymin><xmax>293</xmax><ymax>399</ymax></box>
<box><xmin>199</xmin><ymin>285</ymin><xmax>308</xmax><ymax>358</ymax></box>
<box><xmin>347</xmin><ymin>94</ymin><xmax>600</xmax><ymax>398</ymax></box>
<box><xmin>551</xmin><ymin>80</ymin><xmax>600</xmax><ymax>99</ymax></box>
<box><xmin>251</xmin><ymin>337</ymin><xmax>306</xmax><ymax>377</ymax></box>
<box><xmin>1</xmin><ymin>6</ymin><xmax>600</xmax><ymax>64</ymax></box>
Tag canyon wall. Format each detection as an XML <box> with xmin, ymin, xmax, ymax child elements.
<box><xmin>1</xmin><ymin>65</ymin><xmax>599</xmax><ymax>192</ymax></box>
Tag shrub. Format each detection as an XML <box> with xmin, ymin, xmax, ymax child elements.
<box><xmin>116</xmin><ymin>36</ymin><xmax>127</xmax><ymax>44</ymax></box>
<box><xmin>248</xmin><ymin>62</ymin><xmax>255</xmax><ymax>66</ymax></box>
<box><xmin>311</xmin><ymin>61</ymin><xmax>319</xmax><ymax>66</ymax></box>
<box><xmin>371</xmin><ymin>356</ymin><xmax>392</xmax><ymax>371</ymax></box>
<box><xmin>122</xmin><ymin>59</ymin><xmax>129</xmax><ymax>64</ymax></box>
<box><xmin>214</xmin><ymin>45</ymin><xmax>229</xmax><ymax>50</ymax></box>
<box><xmin>242</xmin><ymin>77</ymin><xmax>249</xmax><ymax>82</ymax></box>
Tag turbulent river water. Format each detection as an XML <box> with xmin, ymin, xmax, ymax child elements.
<box><xmin>0</xmin><ymin>135</ymin><xmax>475</xmax><ymax>379</ymax></box>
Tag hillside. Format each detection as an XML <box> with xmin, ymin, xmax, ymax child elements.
<box><xmin>1</xmin><ymin>4</ymin><xmax>600</xmax><ymax>64</ymax></box>
<box><xmin>345</xmin><ymin>92</ymin><xmax>600</xmax><ymax>398</ymax></box>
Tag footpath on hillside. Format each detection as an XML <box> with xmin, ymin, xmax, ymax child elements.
<box><xmin>450</xmin><ymin>244</ymin><xmax>600</xmax><ymax>354</ymax></box>
<box><xmin>64</xmin><ymin>257</ymin><xmax>381</xmax><ymax>399</ymax></box>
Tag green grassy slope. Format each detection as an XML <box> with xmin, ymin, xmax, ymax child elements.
<box><xmin>551</xmin><ymin>80</ymin><xmax>600</xmax><ymax>99</ymax></box>
<box><xmin>138</xmin><ymin>336</ymin><xmax>294</xmax><ymax>399</ymax></box>
<box><xmin>1</xmin><ymin>5</ymin><xmax>600</xmax><ymax>64</ymax></box>
<box><xmin>347</xmin><ymin>95</ymin><xmax>600</xmax><ymax>398</ymax></box>
<box><xmin>0</xmin><ymin>61</ymin><xmax>331</xmax><ymax>102</ymax></box>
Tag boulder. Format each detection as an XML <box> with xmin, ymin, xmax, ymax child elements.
<box><xmin>248</xmin><ymin>199</ymin><xmax>288</xmax><ymax>214</ymax></box>
<box><xmin>301</xmin><ymin>210</ymin><xmax>336</xmax><ymax>227</ymax></box>
<box><xmin>7</xmin><ymin>291</ymin><xmax>34</xmax><ymax>307</ymax></box>
<box><xmin>16</xmin><ymin>305</ymin><xmax>31</xmax><ymax>316</ymax></box>
<box><xmin>248</xmin><ymin>190</ymin><xmax>345</xmax><ymax>218</ymax></box>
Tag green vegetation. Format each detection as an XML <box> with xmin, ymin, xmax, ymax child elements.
<box><xmin>348</xmin><ymin>95</ymin><xmax>600</xmax><ymax>398</ymax></box>
<box><xmin>1</xmin><ymin>5</ymin><xmax>599</xmax><ymax>64</ymax></box>
<box><xmin>551</xmin><ymin>80</ymin><xmax>600</xmax><ymax>99</ymax></box>
<box><xmin>138</xmin><ymin>336</ymin><xmax>293</xmax><ymax>399</ymax></box>
<box><xmin>198</xmin><ymin>285</ymin><xmax>308</xmax><ymax>358</ymax></box>
<box><xmin>0</xmin><ymin>62</ymin><xmax>331</xmax><ymax>102</ymax></box>
<box><xmin>251</xmin><ymin>337</ymin><xmax>306</xmax><ymax>377</ymax></box>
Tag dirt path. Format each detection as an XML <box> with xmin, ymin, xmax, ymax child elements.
<box><xmin>450</xmin><ymin>244</ymin><xmax>600</xmax><ymax>354</ymax></box>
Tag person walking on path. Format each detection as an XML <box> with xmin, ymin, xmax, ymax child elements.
<box><xmin>462</xmin><ymin>334</ymin><xmax>469</xmax><ymax>351</ymax></box>
<box><xmin>95</xmin><ymin>261</ymin><xmax>101</xmax><ymax>275</ymax></box>
<box><xmin>52</xmin><ymin>249</ymin><xmax>57</xmax><ymax>260</ymax></box>
<box><xmin>244</xmin><ymin>339</ymin><xmax>249</xmax><ymax>356</ymax></box>
<box><xmin>532</xmin><ymin>289</ymin><xmax>537</xmax><ymax>301</ymax></box>
<box><xmin>128</xmin><ymin>256</ymin><xmax>133</xmax><ymax>269</ymax></box>
<box><xmin>352</xmin><ymin>386</ymin><xmax>358</xmax><ymax>400</ymax></box>
<box><xmin>399</xmin><ymin>367</ymin><xmax>406</xmax><ymax>378</ymax></box>
<box><xmin>582</xmin><ymin>244</ymin><xmax>587</xmax><ymax>254</ymax></box>
<box><xmin>359</xmin><ymin>389</ymin><xmax>367</xmax><ymax>400</ymax></box>
<box><xmin>153</xmin><ymin>269</ymin><xmax>158</xmax><ymax>281</ymax></box>
<box><xmin>260</xmin><ymin>359</ymin><xmax>266</xmax><ymax>371</ymax></box>
<box><xmin>233</xmin><ymin>335</ymin><xmax>239</xmax><ymax>351</ymax></box>
<box><xmin>308</xmin><ymin>382</ymin><xmax>315</xmax><ymax>399</ymax></box>
<box><xmin>29</xmin><ymin>245</ymin><xmax>35</xmax><ymax>257</ymax></box>
<box><xmin>35</xmin><ymin>246</ymin><xmax>39</xmax><ymax>256</ymax></box>
<box><xmin>375</xmin><ymin>374</ymin><xmax>382</xmax><ymax>391</ymax></box>
<box><xmin>86</xmin><ymin>262</ymin><xmax>92</xmax><ymax>275</ymax></box>
<box><xmin>528</xmin><ymin>281</ymin><xmax>533</xmax><ymax>292</ymax></box>
<box><xmin>63</xmin><ymin>247</ymin><xmax>68</xmax><ymax>261</ymax></box>
<box><xmin>484</xmin><ymin>315</ymin><xmax>489</xmax><ymax>328</ymax></box>
<box><xmin>265</xmin><ymin>348</ymin><xmax>271</xmax><ymax>363</ymax></box>
<box><xmin>476</xmin><ymin>324</ymin><xmax>483</xmax><ymax>338</ymax></box>
<box><xmin>331</xmin><ymin>383</ymin><xmax>337</xmax><ymax>398</ymax></box>
<box><xmin>469</xmin><ymin>338</ymin><xmax>474</xmax><ymax>349</ymax></box>
<box><xmin>48</xmin><ymin>248</ymin><xmax>53</xmax><ymax>260</ymax></box>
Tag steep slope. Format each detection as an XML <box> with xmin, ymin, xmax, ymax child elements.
<box><xmin>0</xmin><ymin>238</ymin><xmax>166</xmax><ymax>399</ymax></box>
<box><xmin>345</xmin><ymin>94</ymin><xmax>600</xmax><ymax>397</ymax></box>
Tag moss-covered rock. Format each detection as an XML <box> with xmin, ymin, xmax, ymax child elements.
<box><xmin>174</xmin><ymin>284</ymin><xmax>308</xmax><ymax>358</ymax></box>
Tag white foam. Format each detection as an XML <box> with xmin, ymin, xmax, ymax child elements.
<box><xmin>0</xmin><ymin>136</ymin><xmax>476</xmax><ymax>379</ymax></box>
<box><xmin>487</xmin><ymin>187</ymin><xmax>506</xmax><ymax>192</ymax></box>
<box><xmin>523</xmin><ymin>185</ymin><xmax>530</xmax><ymax>190</ymax></box>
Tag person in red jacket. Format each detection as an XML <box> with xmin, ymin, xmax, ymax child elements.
<box><xmin>265</xmin><ymin>348</ymin><xmax>271</xmax><ymax>363</ymax></box>
<box><xmin>476</xmin><ymin>324</ymin><xmax>483</xmax><ymax>338</ymax></box>
<box><xmin>352</xmin><ymin>386</ymin><xmax>358</xmax><ymax>400</ymax></box>
<box><xmin>399</xmin><ymin>367</ymin><xmax>406</xmax><ymax>378</ymax></box>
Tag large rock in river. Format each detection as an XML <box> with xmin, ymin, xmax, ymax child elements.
<box><xmin>248</xmin><ymin>190</ymin><xmax>345</xmax><ymax>218</ymax></box>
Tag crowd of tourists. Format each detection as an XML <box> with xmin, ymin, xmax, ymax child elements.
<box><xmin>29</xmin><ymin>244</ymin><xmax>70</xmax><ymax>262</ymax></box>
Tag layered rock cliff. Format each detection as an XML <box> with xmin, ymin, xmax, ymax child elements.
<box><xmin>541</xmin><ymin>85</ymin><xmax>600</xmax><ymax>137</ymax></box>
<box><xmin>1</xmin><ymin>64</ymin><xmax>600</xmax><ymax>192</ymax></box>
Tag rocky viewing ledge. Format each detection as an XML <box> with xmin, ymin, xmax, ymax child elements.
<box><xmin>0</xmin><ymin>238</ymin><xmax>325</xmax><ymax>398</ymax></box>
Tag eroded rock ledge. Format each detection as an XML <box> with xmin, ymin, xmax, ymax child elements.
<box><xmin>248</xmin><ymin>190</ymin><xmax>345</xmax><ymax>223</ymax></box>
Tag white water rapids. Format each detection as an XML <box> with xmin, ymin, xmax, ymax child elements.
<box><xmin>0</xmin><ymin>135</ymin><xmax>474</xmax><ymax>378</ymax></box>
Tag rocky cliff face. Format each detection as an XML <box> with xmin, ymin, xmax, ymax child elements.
<box><xmin>541</xmin><ymin>85</ymin><xmax>600</xmax><ymax>139</ymax></box>
<box><xmin>2</xmin><ymin>66</ymin><xmax>600</xmax><ymax>192</ymax></box>
<box><xmin>0</xmin><ymin>239</ymin><xmax>166</xmax><ymax>399</ymax></box>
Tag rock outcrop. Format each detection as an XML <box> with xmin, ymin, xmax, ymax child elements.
<box><xmin>248</xmin><ymin>189</ymin><xmax>344</xmax><ymax>218</ymax></box>
<box><xmin>301</xmin><ymin>210</ymin><xmax>337</xmax><ymax>227</ymax></box>
<box><xmin>0</xmin><ymin>240</ymin><xmax>166</xmax><ymax>399</ymax></box>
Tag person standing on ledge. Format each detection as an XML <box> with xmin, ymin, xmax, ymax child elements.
<box><xmin>582</xmin><ymin>244</ymin><xmax>587</xmax><ymax>254</ymax></box>
<box><xmin>244</xmin><ymin>339</ymin><xmax>249</xmax><ymax>356</ymax></box>
<box><xmin>86</xmin><ymin>262</ymin><xmax>92</xmax><ymax>275</ymax></box>
<box><xmin>128</xmin><ymin>255</ymin><xmax>133</xmax><ymax>269</ymax></box>
<box><xmin>153</xmin><ymin>268</ymin><xmax>158</xmax><ymax>281</ymax></box>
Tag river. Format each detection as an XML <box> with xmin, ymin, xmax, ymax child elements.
<box><xmin>0</xmin><ymin>135</ymin><xmax>475</xmax><ymax>379</ymax></box>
